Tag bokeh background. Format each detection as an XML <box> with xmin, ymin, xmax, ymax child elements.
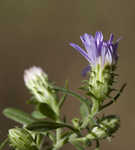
<box><xmin>0</xmin><ymin>0</ymin><xmax>134</xmax><ymax>150</ymax></box>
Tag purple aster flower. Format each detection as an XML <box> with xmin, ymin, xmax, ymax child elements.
<box><xmin>70</xmin><ymin>32</ymin><xmax>119</xmax><ymax>76</ymax></box>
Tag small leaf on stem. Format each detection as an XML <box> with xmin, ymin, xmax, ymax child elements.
<box><xmin>3</xmin><ymin>108</ymin><xmax>35</xmax><ymax>125</ymax></box>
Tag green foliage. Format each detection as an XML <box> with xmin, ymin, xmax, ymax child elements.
<box><xmin>31</xmin><ymin>111</ymin><xmax>46</xmax><ymax>119</ymax></box>
<box><xmin>54</xmin><ymin>86</ymin><xmax>91</xmax><ymax>108</ymax></box>
<box><xmin>3</xmin><ymin>108</ymin><xmax>35</xmax><ymax>125</ymax></box>
<box><xmin>1</xmin><ymin>61</ymin><xmax>126</xmax><ymax>150</ymax></box>
<box><xmin>38</xmin><ymin>103</ymin><xmax>58</xmax><ymax>120</ymax></box>
<box><xmin>80</xmin><ymin>102</ymin><xmax>90</xmax><ymax>120</ymax></box>
<box><xmin>26</xmin><ymin>120</ymin><xmax>78</xmax><ymax>133</ymax></box>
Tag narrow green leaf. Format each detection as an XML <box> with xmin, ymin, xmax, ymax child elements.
<box><xmin>100</xmin><ymin>83</ymin><xmax>127</xmax><ymax>110</ymax></box>
<box><xmin>34</xmin><ymin>134</ymin><xmax>44</xmax><ymax>148</ymax></box>
<box><xmin>58</xmin><ymin>80</ymin><xmax>69</xmax><ymax>108</ymax></box>
<box><xmin>80</xmin><ymin>102</ymin><xmax>91</xmax><ymax>128</ymax></box>
<box><xmin>47</xmin><ymin>132</ymin><xmax>56</xmax><ymax>143</ymax></box>
<box><xmin>61</xmin><ymin>131</ymin><xmax>72</xmax><ymax>139</ymax></box>
<box><xmin>78</xmin><ymin>86</ymin><xmax>89</xmax><ymax>92</ymax></box>
<box><xmin>54</xmin><ymin>86</ymin><xmax>91</xmax><ymax>111</ymax></box>
<box><xmin>3</xmin><ymin>108</ymin><xmax>35</xmax><ymax>125</ymax></box>
<box><xmin>86</xmin><ymin>91</ymin><xmax>100</xmax><ymax>101</ymax></box>
<box><xmin>72</xmin><ymin>143</ymin><xmax>85</xmax><ymax>150</ymax></box>
<box><xmin>69</xmin><ymin>134</ymin><xmax>85</xmax><ymax>150</ymax></box>
<box><xmin>80</xmin><ymin>103</ymin><xmax>90</xmax><ymax>119</ymax></box>
<box><xmin>38</xmin><ymin>103</ymin><xmax>57</xmax><ymax>120</ymax></box>
<box><xmin>26</xmin><ymin>120</ymin><xmax>78</xmax><ymax>132</ymax></box>
<box><xmin>31</xmin><ymin>111</ymin><xmax>46</xmax><ymax>119</ymax></box>
<box><xmin>58</xmin><ymin>94</ymin><xmax>67</xmax><ymax>108</ymax></box>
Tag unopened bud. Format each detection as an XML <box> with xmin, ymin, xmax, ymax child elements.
<box><xmin>24</xmin><ymin>66</ymin><xmax>58</xmax><ymax>114</ymax></box>
<box><xmin>8</xmin><ymin>128</ymin><xmax>37</xmax><ymax>150</ymax></box>
<box><xmin>86</xmin><ymin>115</ymin><xmax>120</xmax><ymax>140</ymax></box>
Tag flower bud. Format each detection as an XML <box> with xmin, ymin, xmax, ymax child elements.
<box><xmin>86</xmin><ymin>115</ymin><xmax>120</xmax><ymax>140</ymax></box>
<box><xmin>24</xmin><ymin>66</ymin><xmax>58</xmax><ymax>114</ymax></box>
<box><xmin>8</xmin><ymin>128</ymin><xmax>37</xmax><ymax>150</ymax></box>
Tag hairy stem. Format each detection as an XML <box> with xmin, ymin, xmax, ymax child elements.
<box><xmin>91</xmin><ymin>98</ymin><xmax>99</xmax><ymax>117</ymax></box>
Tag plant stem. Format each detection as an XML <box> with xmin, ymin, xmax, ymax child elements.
<box><xmin>56</xmin><ymin>128</ymin><xmax>61</xmax><ymax>142</ymax></box>
<box><xmin>54</xmin><ymin>86</ymin><xmax>90</xmax><ymax>111</ymax></box>
<box><xmin>95</xmin><ymin>140</ymin><xmax>100</xmax><ymax>150</ymax></box>
<box><xmin>91</xmin><ymin>98</ymin><xmax>99</xmax><ymax>117</ymax></box>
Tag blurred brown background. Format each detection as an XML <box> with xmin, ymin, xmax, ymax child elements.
<box><xmin>0</xmin><ymin>0</ymin><xmax>134</xmax><ymax>150</ymax></box>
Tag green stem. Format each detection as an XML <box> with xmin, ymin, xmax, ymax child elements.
<box><xmin>95</xmin><ymin>140</ymin><xmax>100</xmax><ymax>150</ymax></box>
<box><xmin>91</xmin><ymin>98</ymin><xmax>99</xmax><ymax>117</ymax></box>
<box><xmin>54</xmin><ymin>86</ymin><xmax>91</xmax><ymax>111</ymax></box>
<box><xmin>56</xmin><ymin>128</ymin><xmax>61</xmax><ymax>142</ymax></box>
<box><xmin>58</xmin><ymin>80</ymin><xmax>69</xmax><ymax>109</ymax></box>
<box><xmin>58</xmin><ymin>94</ymin><xmax>67</xmax><ymax>109</ymax></box>
<box><xmin>54</xmin><ymin>113</ymin><xmax>63</xmax><ymax>150</ymax></box>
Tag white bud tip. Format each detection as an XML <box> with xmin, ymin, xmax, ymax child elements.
<box><xmin>24</xmin><ymin>66</ymin><xmax>47</xmax><ymax>85</ymax></box>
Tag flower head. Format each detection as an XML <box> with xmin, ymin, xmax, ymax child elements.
<box><xmin>24</xmin><ymin>66</ymin><xmax>59</xmax><ymax>115</ymax></box>
<box><xmin>70</xmin><ymin>32</ymin><xmax>120</xmax><ymax>101</ymax></box>
<box><xmin>24</xmin><ymin>66</ymin><xmax>48</xmax><ymax>89</ymax></box>
<box><xmin>70</xmin><ymin>31</ymin><xmax>119</xmax><ymax>75</ymax></box>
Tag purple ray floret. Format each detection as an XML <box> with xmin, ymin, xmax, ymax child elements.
<box><xmin>70</xmin><ymin>31</ymin><xmax>119</xmax><ymax>75</ymax></box>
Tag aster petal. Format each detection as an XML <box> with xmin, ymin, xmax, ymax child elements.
<box><xmin>81</xmin><ymin>33</ymin><xmax>97</xmax><ymax>64</ymax></box>
<box><xmin>80</xmin><ymin>35</ymin><xmax>86</xmax><ymax>44</ymax></box>
<box><xmin>116</xmin><ymin>36</ymin><xmax>122</xmax><ymax>42</ymax></box>
<box><xmin>111</xmin><ymin>37</ymin><xmax>121</xmax><ymax>63</ymax></box>
<box><xmin>112</xmin><ymin>43</ymin><xmax>119</xmax><ymax>63</ymax></box>
<box><xmin>108</xmin><ymin>33</ymin><xmax>114</xmax><ymax>43</ymax></box>
<box><xmin>83</xmin><ymin>33</ymin><xmax>92</xmax><ymax>46</ymax></box>
<box><xmin>105</xmin><ymin>48</ymin><xmax>113</xmax><ymax>64</ymax></box>
<box><xmin>82</xmin><ymin>65</ymin><xmax>91</xmax><ymax>76</ymax></box>
<box><xmin>70</xmin><ymin>43</ymin><xmax>91</xmax><ymax>62</ymax></box>
<box><xmin>113</xmin><ymin>40</ymin><xmax>119</xmax><ymax>50</ymax></box>
<box><xmin>70</xmin><ymin>31</ymin><xmax>120</xmax><ymax>72</ymax></box>
<box><xmin>95</xmin><ymin>31</ymin><xmax>103</xmax><ymax>46</ymax></box>
<box><xmin>101</xmin><ymin>44</ymin><xmax>107</xmax><ymax>66</ymax></box>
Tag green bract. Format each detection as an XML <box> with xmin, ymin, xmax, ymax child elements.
<box><xmin>89</xmin><ymin>64</ymin><xmax>113</xmax><ymax>102</ymax></box>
